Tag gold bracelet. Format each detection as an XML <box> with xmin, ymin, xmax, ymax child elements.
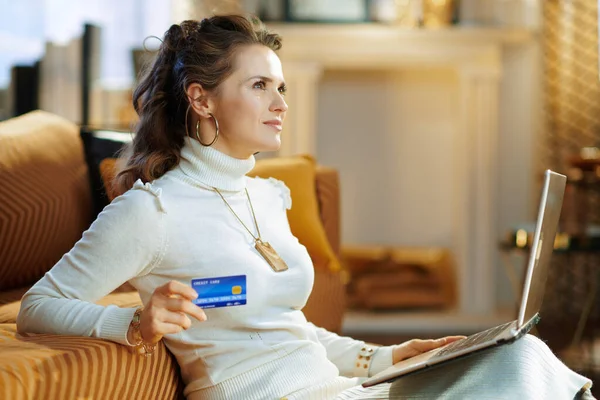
<box><xmin>130</xmin><ymin>307</ymin><xmax>157</xmax><ymax>357</ymax></box>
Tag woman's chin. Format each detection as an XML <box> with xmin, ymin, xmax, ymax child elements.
<box><xmin>257</xmin><ymin>136</ymin><xmax>282</xmax><ymax>153</ymax></box>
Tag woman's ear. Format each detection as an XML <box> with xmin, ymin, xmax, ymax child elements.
<box><xmin>186</xmin><ymin>83</ymin><xmax>212</xmax><ymax>118</ymax></box>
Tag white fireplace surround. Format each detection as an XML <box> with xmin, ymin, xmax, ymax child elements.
<box><xmin>271</xmin><ymin>24</ymin><xmax>534</xmax><ymax>315</ymax></box>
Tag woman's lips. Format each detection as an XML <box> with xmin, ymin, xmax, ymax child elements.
<box><xmin>263</xmin><ymin>120</ymin><xmax>282</xmax><ymax>131</ymax></box>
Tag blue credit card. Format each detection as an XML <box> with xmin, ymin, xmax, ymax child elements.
<box><xmin>191</xmin><ymin>275</ymin><xmax>247</xmax><ymax>309</ymax></box>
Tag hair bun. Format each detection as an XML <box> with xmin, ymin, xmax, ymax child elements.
<box><xmin>180</xmin><ymin>20</ymin><xmax>202</xmax><ymax>39</ymax></box>
<box><xmin>163</xmin><ymin>24</ymin><xmax>186</xmax><ymax>53</ymax></box>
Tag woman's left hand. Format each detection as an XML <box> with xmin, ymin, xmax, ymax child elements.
<box><xmin>392</xmin><ymin>336</ymin><xmax>466</xmax><ymax>364</ymax></box>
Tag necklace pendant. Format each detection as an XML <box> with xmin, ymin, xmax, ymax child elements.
<box><xmin>255</xmin><ymin>239</ymin><xmax>289</xmax><ymax>272</ymax></box>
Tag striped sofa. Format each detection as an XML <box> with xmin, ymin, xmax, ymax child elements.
<box><xmin>0</xmin><ymin>111</ymin><xmax>347</xmax><ymax>399</ymax></box>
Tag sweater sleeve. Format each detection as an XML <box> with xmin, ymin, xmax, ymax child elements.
<box><xmin>307</xmin><ymin>322</ymin><xmax>394</xmax><ymax>378</ymax></box>
<box><xmin>16</xmin><ymin>181</ymin><xmax>167</xmax><ymax>346</ymax></box>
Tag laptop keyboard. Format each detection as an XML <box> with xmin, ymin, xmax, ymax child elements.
<box><xmin>433</xmin><ymin>321</ymin><xmax>514</xmax><ymax>359</ymax></box>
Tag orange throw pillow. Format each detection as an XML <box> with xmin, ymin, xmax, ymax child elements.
<box><xmin>249</xmin><ymin>155</ymin><xmax>341</xmax><ymax>273</ymax></box>
<box><xmin>99</xmin><ymin>158</ymin><xmax>120</xmax><ymax>202</ymax></box>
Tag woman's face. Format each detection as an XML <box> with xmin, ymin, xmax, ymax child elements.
<box><xmin>199</xmin><ymin>44</ymin><xmax>288</xmax><ymax>159</ymax></box>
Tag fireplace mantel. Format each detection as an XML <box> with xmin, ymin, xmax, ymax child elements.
<box><xmin>272</xmin><ymin>24</ymin><xmax>532</xmax><ymax>68</ymax></box>
<box><xmin>270</xmin><ymin>24</ymin><xmax>536</xmax><ymax>314</ymax></box>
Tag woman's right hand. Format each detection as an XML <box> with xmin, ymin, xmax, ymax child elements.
<box><xmin>128</xmin><ymin>280</ymin><xmax>207</xmax><ymax>345</ymax></box>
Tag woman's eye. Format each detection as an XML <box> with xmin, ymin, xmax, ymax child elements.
<box><xmin>278</xmin><ymin>86</ymin><xmax>287</xmax><ymax>95</ymax></box>
<box><xmin>253</xmin><ymin>81</ymin><xmax>266</xmax><ymax>90</ymax></box>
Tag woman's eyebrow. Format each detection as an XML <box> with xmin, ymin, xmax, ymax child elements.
<box><xmin>246</xmin><ymin>75</ymin><xmax>286</xmax><ymax>86</ymax></box>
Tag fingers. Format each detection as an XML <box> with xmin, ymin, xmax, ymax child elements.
<box><xmin>164</xmin><ymin>297</ymin><xmax>207</xmax><ymax>322</ymax></box>
<box><xmin>157</xmin><ymin>280</ymin><xmax>198</xmax><ymax>301</ymax></box>
<box><xmin>394</xmin><ymin>335</ymin><xmax>470</xmax><ymax>363</ymax></box>
<box><xmin>425</xmin><ymin>335</ymin><xmax>465</xmax><ymax>345</ymax></box>
<box><xmin>156</xmin><ymin>321</ymin><xmax>188</xmax><ymax>335</ymax></box>
<box><xmin>408</xmin><ymin>337</ymin><xmax>453</xmax><ymax>352</ymax></box>
<box><xmin>413</xmin><ymin>335</ymin><xmax>467</xmax><ymax>352</ymax></box>
<box><xmin>142</xmin><ymin>281</ymin><xmax>208</xmax><ymax>343</ymax></box>
<box><xmin>426</xmin><ymin>336</ymin><xmax>466</xmax><ymax>349</ymax></box>
<box><xmin>154</xmin><ymin>280</ymin><xmax>207</xmax><ymax>322</ymax></box>
<box><xmin>408</xmin><ymin>339</ymin><xmax>439</xmax><ymax>351</ymax></box>
<box><xmin>442</xmin><ymin>335</ymin><xmax>467</xmax><ymax>344</ymax></box>
<box><xmin>161</xmin><ymin>311</ymin><xmax>193</xmax><ymax>330</ymax></box>
<box><xmin>141</xmin><ymin>308</ymin><xmax>198</xmax><ymax>341</ymax></box>
<box><xmin>392</xmin><ymin>341</ymin><xmax>430</xmax><ymax>363</ymax></box>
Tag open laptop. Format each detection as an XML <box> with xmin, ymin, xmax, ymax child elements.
<box><xmin>363</xmin><ymin>169</ymin><xmax>567</xmax><ymax>388</ymax></box>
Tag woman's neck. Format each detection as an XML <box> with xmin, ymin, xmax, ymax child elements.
<box><xmin>211</xmin><ymin>139</ymin><xmax>254</xmax><ymax>161</ymax></box>
<box><xmin>177</xmin><ymin>137</ymin><xmax>256</xmax><ymax>191</ymax></box>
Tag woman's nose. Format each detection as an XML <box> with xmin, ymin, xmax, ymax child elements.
<box><xmin>270</xmin><ymin>93</ymin><xmax>288</xmax><ymax>113</ymax></box>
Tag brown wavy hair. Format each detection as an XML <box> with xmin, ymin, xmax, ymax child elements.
<box><xmin>115</xmin><ymin>15</ymin><xmax>282</xmax><ymax>194</ymax></box>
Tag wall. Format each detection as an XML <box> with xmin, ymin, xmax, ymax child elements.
<box><xmin>316</xmin><ymin>68</ymin><xmax>458</xmax><ymax>248</ymax></box>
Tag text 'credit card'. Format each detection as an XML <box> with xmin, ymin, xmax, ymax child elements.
<box><xmin>191</xmin><ymin>275</ymin><xmax>247</xmax><ymax>309</ymax></box>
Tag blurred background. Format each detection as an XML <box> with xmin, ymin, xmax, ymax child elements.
<box><xmin>1</xmin><ymin>0</ymin><xmax>599</xmax><ymax>381</ymax></box>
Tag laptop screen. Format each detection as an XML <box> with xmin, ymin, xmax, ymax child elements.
<box><xmin>517</xmin><ymin>170</ymin><xmax>567</xmax><ymax>328</ymax></box>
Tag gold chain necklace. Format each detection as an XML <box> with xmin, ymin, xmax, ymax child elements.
<box><xmin>213</xmin><ymin>187</ymin><xmax>289</xmax><ymax>272</ymax></box>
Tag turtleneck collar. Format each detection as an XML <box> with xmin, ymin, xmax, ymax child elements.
<box><xmin>177</xmin><ymin>137</ymin><xmax>256</xmax><ymax>192</ymax></box>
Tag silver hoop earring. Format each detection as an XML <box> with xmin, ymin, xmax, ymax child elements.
<box><xmin>196</xmin><ymin>113</ymin><xmax>219</xmax><ymax>147</ymax></box>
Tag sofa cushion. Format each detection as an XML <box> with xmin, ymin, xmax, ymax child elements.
<box><xmin>99</xmin><ymin>157</ymin><xmax>123</xmax><ymax>202</ymax></box>
<box><xmin>302</xmin><ymin>270</ymin><xmax>346</xmax><ymax>333</ymax></box>
<box><xmin>314</xmin><ymin>166</ymin><xmax>341</xmax><ymax>257</ymax></box>
<box><xmin>0</xmin><ymin>287</ymin><xmax>28</xmax><ymax>324</ymax></box>
<box><xmin>0</xmin><ymin>323</ymin><xmax>184</xmax><ymax>399</ymax></box>
<box><xmin>0</xmin><ymin>111</ymin><xmax>93</xmax><ymax>291</ymax></box>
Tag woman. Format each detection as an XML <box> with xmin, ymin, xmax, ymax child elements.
<box><xmin>17</xmin><ymin>15</ymin><xmax>593</xmax><ymax>399</ymax></box>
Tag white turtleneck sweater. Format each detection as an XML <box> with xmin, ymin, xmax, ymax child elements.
<box><xmin>16</xmin><ymin>137</ymin><xmax>394</xmax><ymax>399</ymax></box>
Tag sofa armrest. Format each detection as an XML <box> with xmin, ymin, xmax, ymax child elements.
<box><xmin>315</xmin><ymin>166</ymin><xmax>341</xmax><ymax>257</ymax></box>
<box><xmin>303</xmin><ymin>166</ymin><xmax>347</xmax><ymax>334</ymax></box>
<box><xmin>0</xmin><ymin>324</ymin><xmax>185</xmax><ymax>400</ymax></box>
